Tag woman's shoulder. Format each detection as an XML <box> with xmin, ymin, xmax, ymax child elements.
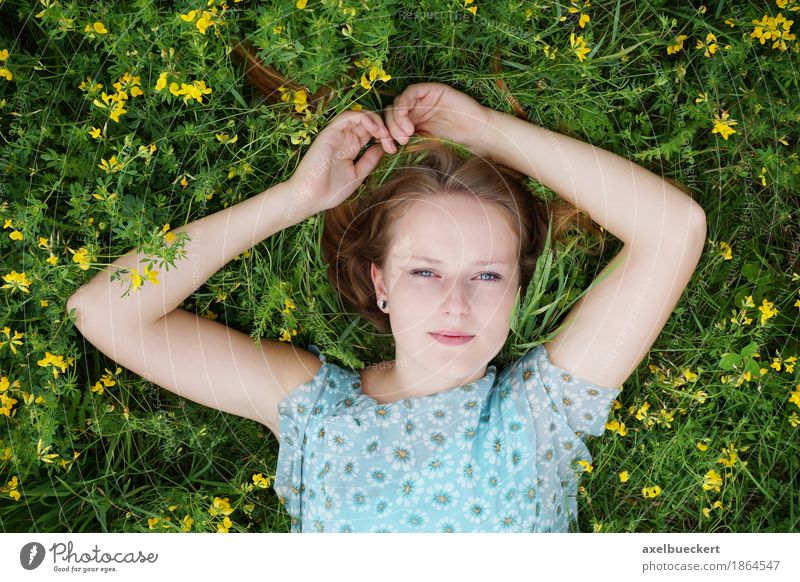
<box><xmin>277</xmin><ymin>344</ymin><xmax>361</xmax><ymax>415</ymax></box>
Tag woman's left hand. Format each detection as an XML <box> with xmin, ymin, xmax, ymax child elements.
<box><xmin>382</xmin><ymin>82</ymin><xmax>495</xmax><ymax>156</ymax></box>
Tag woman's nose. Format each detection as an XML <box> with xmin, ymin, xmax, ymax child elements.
<box><xmin>441</xmin><ymin>282</ymin><xmax>471</xmax><ymax>315</ymax></box>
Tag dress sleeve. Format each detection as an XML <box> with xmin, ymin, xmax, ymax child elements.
<box><xmin>272</xmin><ymin>344</ymin><xmax>332</xmax><ymax>522</ymax></box>
<box><xmin>520</xmin><ymin>344</ymin><xmax>622</xmax><ymax>441</ymax></box>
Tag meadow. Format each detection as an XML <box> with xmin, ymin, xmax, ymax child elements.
<box><xmin>0</xmin><ymin>0</ymin><xmax>798</xmax><ymax>532</ymax></box>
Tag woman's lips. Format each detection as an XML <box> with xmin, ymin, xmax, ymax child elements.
<box><xmin>429</xmin><ymin>332</ymin><xmax>475</xmax><ymax>346</ymax></box>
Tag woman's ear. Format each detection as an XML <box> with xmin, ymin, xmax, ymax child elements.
<box><xmin>370</xmin><ymin>262</ymin><xmax>387</xmax><ymax>299</ymax></box>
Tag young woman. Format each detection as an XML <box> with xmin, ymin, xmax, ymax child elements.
<box><xmin>67</xmin><ymin>82</ymin><xmax>706</xmax><ymax>533</ymax></box>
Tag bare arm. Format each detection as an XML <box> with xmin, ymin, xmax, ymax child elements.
<box><xmin>65</xmin><ymin>109</ymin><xmax>393</xmax><ymax>435</ymax></box>
<box><xmin>66</xmin><ymin>179</ymin><xmax>304</xmax><ymax>329</ymax></box>
<box><xmin>481</xmin><ymin>108</ymin><xmax>704</xmax><ymax>251</ymax></box>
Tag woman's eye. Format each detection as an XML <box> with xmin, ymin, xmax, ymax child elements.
<box><xmin>411</xmin><ymin>270</ymin><xmax>501</xmax><ymax>282</ymax></box>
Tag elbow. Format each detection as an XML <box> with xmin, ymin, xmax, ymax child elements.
<box><xmin>688</xmin><ymin>201</ymin><xmax>707</xmax><ymax>246</ymax></box>
<box><xmin>66</xmin><ymin>292</ymin><xmax>89</xmax><ymax>331</ymax></box>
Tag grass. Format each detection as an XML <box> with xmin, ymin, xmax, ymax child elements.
<box><xmin>0</xmin><ymin>0</ymin><xmax>798</xmax><ymax>533</ymax></box>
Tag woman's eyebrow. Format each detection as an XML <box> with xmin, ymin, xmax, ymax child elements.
<box><xmin>410</xmin><ymin>255</ymin><xmax>508</xmax><ymax>266</ymax></box>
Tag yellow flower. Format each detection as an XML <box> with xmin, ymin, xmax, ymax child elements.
<box><xmin>279</xmin><ymin>328</ymin><xmax>298</xmax><ymax>342</ymax></box>
<box><xmin>702</xmin><ymin>469</ymin><xmax>723</xmax><ymax>492</ymax></box>
<box><xmin>716</xmin><ymin>443</ymin><xmax>738</xmax><ymax>468</ymax></box>
<box><xmin>0</xmin><ymin>328</ymin><xmax>24</xmax><ymax>356</ymax></box>
<box><xmin>179</xmin><ymin>10</ymin><xmax>197</xmax><ymax>22</ymax></box>
<box><xmin>98</xmin><ymin>155</ymin><xmax>121</xmax><ymax>174</ymax></box>
<box><xmin>464</xmin><ymin>0</ymin><xmax>477</xmax><ymax>15</ymax></box>
<box><xmin>758</xmin><ymin>297</ymin><xmax>778</xmax><ymax>325</ymax></box>
<box><xmin>0</xmin><ymin>49</ymin><xmax>11</xmax><ymax>82</ymax></box>
<box><xmin>215</xmin><ymin>132</ymin><xmax>238</xmax><ymax>144</ymax></box>
<box><xmin>576</xmin><ymin>459</ymin><xmax>593</xmax><ymax>473</ymax></box>
<box><xmin>143</xmin><ymin>264</ymin><xmax>159</xmax><ymax>285</ymax></box>
<box><xmin>155</xmin><ymin>71</ymin><xmax>169</xmax><ymax>91</ymax></box>
<box><xmin>789</xmin><ymin>412</ymin><xmax>800</xmax><ymax>427</ymax></box>
<box><xmin>1</xmin><ymin>270</ymin><xmax>33</xmax><ymax>294</ymax></box>
<box><xmin>789</xmin><ymin>384</ymin><xmax>800</xmax><ymax>410</ymax></box>
<box><xmin>711</xmin><ymin>110</ymin><xmax>738</xmax><ymax>140</ymax></box>
<box><xmin>181</xmin><ymin>515</ymin><xmax>194</xmax><ymax>532</ymax></box>
<box><xmin>697</xmin><ymin>441</ymin><xmax>708</xmax><ymax>451</ymax></box>
<box><xmin>129</xmin><ymin>268</ymin><xmax>143</xmax><ymax>292</ymax></box>
<box><xmin>696</xmin><ymin>32</ymin><xmax>718</xmax><ymax>57</ymax></box>
<box><xmin>354</xmin><ymin>59</ymin><xmax>391</xmax><ymax>90</ymax></box>
<box><xmin>217</xmin><ymin>516</ymin><xmax>232</xmax><ymax>533</ymax></box>
<box><xmin>619</xmin><ymin>470</ymin><xmax>629</xmax><ymax>483</ymax></box>
<box><xmin>293</xmin><ymin>89</ymin><xmax>308</xmax><ymax>113</ymax></box>
<box><xmin>718</xmin><ymin>241</ymin><xmax>732</xmax><ymax>260</ymax></box>
<box><xmin>89</xmin><ymin>127</ymin><xmax>102</xmax><ymax>139</ymax></box>
<box><xmin>758</xmin><ymin>166</ymin><xmax>768</xmax><ymax>187</ymax></box>
<box><xmin>751</xmin><ymin>12</ymin><xmax>797</xmax><ymax>52</ymax></box>
<box><xmin>85</xmin><ymin>21</ymin><xmax>108</xmax><ymax>35</ymax></box>
<box><xmin>569</xmin><ymin>32</ymin><xmax>591</xmax><ymax>62</ymax></box>
<box><xmin>252</xmin><ymin>473</ymin><xmax>271</xmax><ymax>488</ymax></box>
<box><xmin>641</xmin><ymin>485</ymin><xmax>662</xmax><ymax>498</ymax></box>
<box><xmin>208</xmin><ymin>496</ymin><xmax>233</xmax><ymax>516</ymax></box>
<box><xmin>667</xmin><ymin>34</ymin><xmax>689</xmax><ymax>55</ymax></box>
<box><xmin>296</xmin><ymin>0</ymin><xmax>307</xmax><ymax>9</ymax></box>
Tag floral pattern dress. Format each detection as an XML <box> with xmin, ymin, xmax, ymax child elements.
<box><xmin>273</xmin><ymin>343</ymin><xmax>622</xmax><ymax>533</ymax></box>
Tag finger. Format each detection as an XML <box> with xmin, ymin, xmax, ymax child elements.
<box><xmin>384</xmin><ymin>104</ymin><xmax>410</xmax><ymax>146</ymax></box>
<box><xmin>359</xmin><ymin>110</ymin><xmax>396</xmax><ymax>153</ymax></box>
<box><xmin>354</xmin><ymin>142</ymin><xmax>384</xmax><ymax>181</ymax></box>
<box><xmin>394</xmin><ymin>103</ymin><xmax>414</xmax><ymax>135</ymax></box>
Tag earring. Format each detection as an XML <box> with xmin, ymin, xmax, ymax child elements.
<box><xmin>378</xmin><ymin>298</ymin><xmax>388</xmax><ymax>311</ymax></box>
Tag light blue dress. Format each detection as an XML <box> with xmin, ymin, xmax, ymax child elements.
<box><xmin>273</xmin><ymin>343</ymin><xmax>622</xmax><ymax>533</ymax></box>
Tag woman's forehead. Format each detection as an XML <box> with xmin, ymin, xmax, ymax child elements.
<box><xmin>387</xmin><ymin>197</ymin><xmax>520</xmax><ymax>260</ymax></box>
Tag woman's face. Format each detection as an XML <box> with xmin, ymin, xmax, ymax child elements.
<box><xmin>371</xmin><ymin>194</ymin><xmax>521</xmax><ymax>381</ymax></box>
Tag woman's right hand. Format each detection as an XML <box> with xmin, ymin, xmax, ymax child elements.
<box><xmin>286</xmin><ymin>109</ymin><xmax>395</xmax><ymax>215</ymax></box>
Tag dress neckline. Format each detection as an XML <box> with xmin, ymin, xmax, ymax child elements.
<box><xmin>353</xmin><ymin>363</ymin><xmax>498</xmax><ymax>406</ymax></box>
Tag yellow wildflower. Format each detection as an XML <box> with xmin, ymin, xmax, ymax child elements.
<box><xmin>576</xmin><ymin>460</ymin><xmax>593</xmax><ymax>473</ymax></box>
<box><xmin>0</xmin><ymin>328</ymin><xmax>24</xmax><ymax>355</ymax></box>
<box><xmin>697</xmin><ymin>441</ymin><xmax>708</xmax><ymax>451</ymax></box>
<box><xmin>84</xmin><ymin>21</ymin><xmax>108</xmax><ymax>35</ymax></box>
<box><xmin>711</xmin><ymin>110</ymin><xmax>738</xmax><ymax>140</ymax></box>
<box><xmin>642</xmin><ymin>485</ymin><xmax>662</xmax><ymax>498</ymax></box>
<box><xmin>217</xmin><ymin>516</ymin><xmax>232</xmax><ymax>533</ymax></box>
<box><xmin>0</xmin><ymin>48</ymin><xmax>12</xmax><ymax>82</ymax></box>
<box><xmin>758</xmin><ymin>297</ymin><xmax>778</xmax><ymax>325</ymax></box>
<box><xmin>98</xmin><ymin>155</ymin><xmax>121</xmax><ymax>173</ymax></box>
<box><xmin>68</xmin><ymin>246</ymin><xmax>92</xmax><ymax>270</ymax></box>
<box><xmin>208</xmin><ymin>496</ymin><xmax>234</xmax><ymax>516</ymax></box>
<box><xmin>719</xmin><ymin>241</ymin><xmax>732</xmax><ymax>260</ymax></box>
<box><xmin>696</xmin><ymin>32</ymin><xmax>718</xmax><ymax>57</ymax></box>
<box><xmin>789</xmin><ymin>384</ymin><xmax>800</xmax><ymax>410</ymax></box>
<box><xmin>751</xmin><ymin>12</ymin><xmax>797</xmax><ymax>52</ymax></box>
<box><xmin>702</xmin><ymin>469</ymin><xmax>723</xmax><ymax>492</ymax></box>
<box><xmin>181</xmin><ymin>515</ymin><xmax>194</xmax><ymax>532</ymax></box>
<box><xmin>716</xmin><ymin>443</ymin><xmax>738</xmax><ymax>468</ymax></box>
<box><xmin>215</xmin><ymin>132</ymin><xmax>238</xmax><ymax>144</ymax></box>
<box><xmin>464</xmin><ymin>0</ymin><xmax>477</xmax><ymax>16</ymax></box>
<box><xmin>1</xmin><ymin>270</ymin><xmax>33</xmax><ymax>294</ymax></box>
<box><xmin>569</xmin><ymin>32</ymin><xmax>591</xmax><ymax>62</ymax></box>
<box><xmin>252</xmin><ymin>473</ymin><xmax>272</xmax><ymax>488</ymax></box>
<box><xmin>667</xmin><ymin>34</ymin><xmax>689</xmax><ymax>55</ymax></box>
<box><xmin>129</xmin><ymin>268</ymin><xmax>143</xmax><ymax>291</ymax></box>
<box><xmin>619</xmin><ymin>470</ymin><xmax>629</xmax><ymax>483</ymax></box>
<box><xmin>155</xmin><ymin>71</ymin><xmax>169</xmax><ymax>92</ymax></box>
<box><xmin>296</xmin><ymin>0</ymin><xmax>307</xmax><ymax>9</ymax></box>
